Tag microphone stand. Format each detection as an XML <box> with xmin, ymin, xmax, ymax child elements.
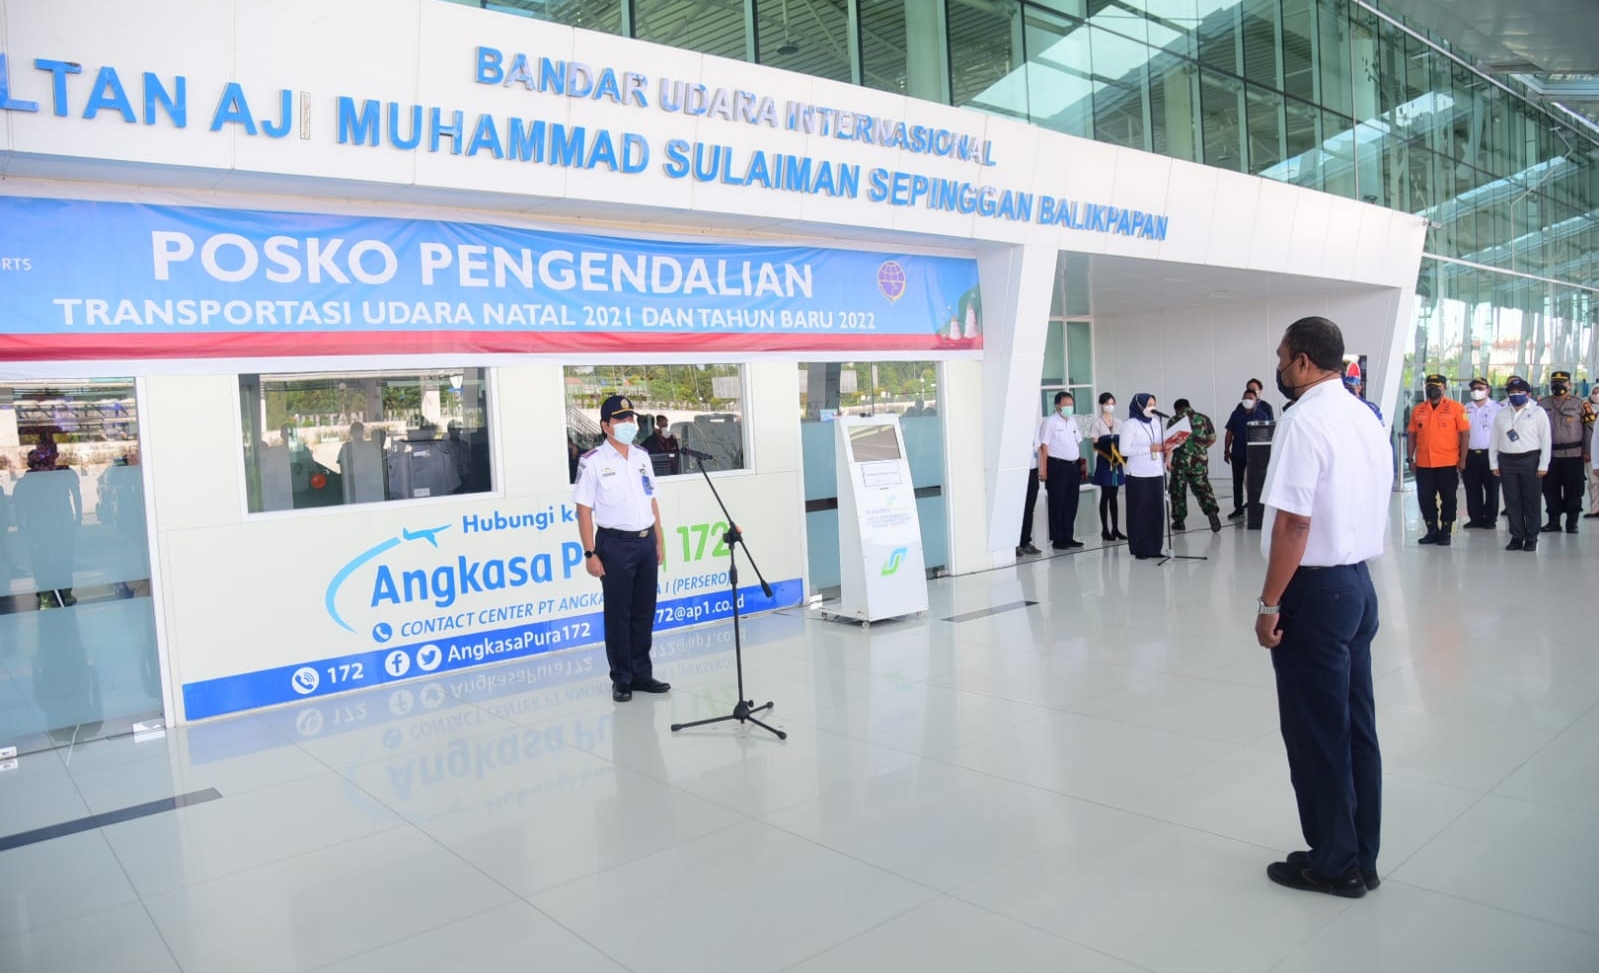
<box><xmin>1152</xmin><ymin>416</ymin><xmax>1208</xmax><ymax>567</ymax></box>
<box><xmin>670</xmin><ymin>452</ymin><xmax>786</xmax><ymax>741</ymax></box>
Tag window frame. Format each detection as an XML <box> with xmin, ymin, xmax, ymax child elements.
<box><xmin>233</xmin><ymin>366</ymin><xmax>503</xmax><ymax>520</ymax></box>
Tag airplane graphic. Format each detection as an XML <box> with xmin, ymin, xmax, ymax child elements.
<box><xmin>324</xmin><ymin>524</ymin><xmax>452</xmax><ymax>632</ymax></box>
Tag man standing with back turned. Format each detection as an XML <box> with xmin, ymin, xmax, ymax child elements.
<box><xmin>574</xmin><ymin>395</ymin><xmax>672</xmax><ymax>703</ymax></box>
<box><xmin>1255</xmin><ymin>317</ymin><xmax>1392</xmax><ymax>899</ymax></box>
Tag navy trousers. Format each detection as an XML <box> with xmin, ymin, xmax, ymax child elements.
<box><xmin>1020</xmin><ymin>469</ymin><xmax>1041</xmax><ymax>546</ymax></box>
<box><xmin>1271</xmin><ymin>562</ymin><xmax>1382</xmax><ymax>879</ymax></box>
<box><xmin>597</xmin><ymin>529</ymin><xmax>659</xmax><ymax>689</ymax></box>
<box><xmin>1045</xmin><ymin>458</ymin><xmax>1081</xmax><ymax>545</ymax></box>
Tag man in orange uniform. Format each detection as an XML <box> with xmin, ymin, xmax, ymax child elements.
<box><xmin>1407</xmin><ymin>374</ymin><xmax>1470</xmax><ymax>546</ymax></box>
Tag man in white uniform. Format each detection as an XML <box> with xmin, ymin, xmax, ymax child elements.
<box><xmin>573</xmin><ymin>395</ymin><xmax>670</xmax><ymax>703</ymax></box>
<box><xmin>1254</xmin><ymin>316</ymin><xmax>1392</xmax><ymax>899</ymax></box>
<box><xmin>1037</xmin><ymin>391</ymin><xmax>1086</xmax><ymax>551</ymax></box>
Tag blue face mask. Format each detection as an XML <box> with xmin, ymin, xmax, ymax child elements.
<box><xmin>1508</xmin><ymin>393</ymin><xmax>1529</xmax><ymax>407</ymax></box>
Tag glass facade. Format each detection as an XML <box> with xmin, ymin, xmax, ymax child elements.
<box><xmin>460</xmin><ymin>0</ymin><xmax>1597</xmax><ymax>391</ymax></box>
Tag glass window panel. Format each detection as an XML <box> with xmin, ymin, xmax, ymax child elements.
<box><xmin>1277</xmin><ymin>97</ymin><xmax>1322</xmax><ymax>190</ymax></box>
<box><xmin>950</xmin><ymin>0</ymin><xmax>1027</xmax><ymax>118</ymax></box>
<box><xmin>484</xmin><ymin>0</ymin><xmax>622</xmax><ymax>34</ymax></box>
<box><xmin>635</xmin><ymin>0</ymin><xmax>749</xmax><ymax>61</ymax></box>
<box><xmin>1241</xmin><ymin>0</ymin><xmax>1282</xmax><ymax>89</ymax></box>
<box><xmin>1149</xmin><ymin>54</ymin><xmax>1200</xmax><ymax>163</ymax></box>
<box><xmin>1143</xmin><ymin>0</ymin><xmax>1199</xmax><ymax>61</ymax></box>
<box><xmin>1195</xmin><ymin>0</ymin><xmax>1239</xmax><ymax>74</ymax></box>
<box><xmin>1090</xmin><ymin>25</ymin><xmax>1148</xmax><ymax>150</ymax></box>
<box><xmin>1279</xmin><ymin>0</ymin><xmax>1317</xmax><ymax>102</ymax></box>
<box><xmin>1321</xmin><ymin>110</ymin><xmax>1357</xmax><ymax>198</ymax></box>
<box><xmin>1200</xmin><ymin>68</ymin><xmax>1245</xmax><ymax>172</ymax></box>
<box><xmin>1</xmin><ymin>379</ymin><xmax>162</xmax><ymax>754</ymax></box>
<box><xmin>1042</xmin><ymin>321</ymin><xmax>1067</xmax><ymax>385</ymax></box>
<box><xmin>240</xmin><ymin>370</ymin><xmax>492</xmax><ymax>512</ymax></box>
<box><xmin>858</xmin><ymin>0</ymin><xmax>910</xmax><ymax>94</ymax></box>
<box><xmin>757</xmin><ymin>0</ymin><xmax>851</xmax><ymax>82</ymax></box>
<box><xmin>565</xmin><ymin>365</ymin><xmax>747</xmax><ymax>477</ymax></box>
<box><xmin>1317</xmin><ymin>0</ymin><xmax>1352</xmax><ymax>118</ymax></box>
<box><xmin>1245</xmin><ymin>84</ymin><xmax>1285</xmax><ymax>175</ymax></box>
<box><xmin>1067</xmin><ymin>320</ymin><xmax>1094</xmax><ymax>386</ymax></box>
<box><xmin>1024</xmin><ymin>7</ymin><xmax>1093</xmax><ymax>138</ymax></box>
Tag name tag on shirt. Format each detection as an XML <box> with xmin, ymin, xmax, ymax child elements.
<box><xmin>641</xmin><ymin>471</ymin><xmax>654</xmax><ymax>496</ymax></box>
<box><xmin>1507</xmin><ymin>430</ymin><xmax>1519</xmax><ymax>442</ymax></box>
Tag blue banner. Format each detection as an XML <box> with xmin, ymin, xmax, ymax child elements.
<box><xmin>181</xmin><ymin>578</ymin><xmax>803</xmax><ymax>720</ymax></box>
<box><xmin>0</xmin><ymin>197</ymin><xmax>984</xmax><ymax>359</ymax></box>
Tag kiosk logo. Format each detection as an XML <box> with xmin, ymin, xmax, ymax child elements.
<box><xmin>881</xmin><ymin>547</ymin><xmax>908</xmax><ymax>576</ymax></box>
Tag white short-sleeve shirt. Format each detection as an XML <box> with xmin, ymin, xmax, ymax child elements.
<box><xmin>1039</xmin><ymin>413</ymin><xmax>1082</xmax><ymax>462</ymax></box>
<box><xmin>572</xmin><ymin>440</ymin><xmax>658</xmax><ymax>531</ymax></box>
<box><xmin>1260</xmin><ymin>378</ymin><xmax>1392</xmax><ymax>566</ymax></box>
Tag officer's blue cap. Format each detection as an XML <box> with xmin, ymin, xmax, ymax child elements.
<box><xmin>600</xmin><ymin>395</ymin><xmax>637</xmax><ymax>423</ymax></box>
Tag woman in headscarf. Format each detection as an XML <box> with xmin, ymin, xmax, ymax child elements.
<box><xmin>1089</xmin><ymin>392</ymin><xmax>1126</xmax><ymax>541</ymax></box>
<box><xmin>1119</xmin><ymin>392</ymin><xmax>1168</xmax><ymax>559</ymax></box>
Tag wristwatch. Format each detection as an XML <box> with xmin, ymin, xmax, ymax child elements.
<box><xmin>584</xmin><ymin>550</ymin><xmax>596</xmax><ymax>559</ymax></box>
<box><xmin>1256</xmin><ymin>598</ymin><xmax>1279</xmax><ymax>616</ymax></box>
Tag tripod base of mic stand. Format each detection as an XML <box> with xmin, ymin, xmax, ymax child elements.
<box><xmin>672</xmin><ymin>699</ymin><xmax>787</xmax><ymax>740</ymax></box>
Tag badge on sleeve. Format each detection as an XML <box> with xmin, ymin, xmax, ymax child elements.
<box><xmin>641</xmin><ymin>471</ymin><xmax>654</xmax><ymax>496</ymax></box>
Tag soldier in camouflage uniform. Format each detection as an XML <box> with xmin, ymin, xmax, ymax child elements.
<box><xmin>1169</xmin><ymin>399</ymin><xmax>1223</xmax><ymax>533</ymax></box>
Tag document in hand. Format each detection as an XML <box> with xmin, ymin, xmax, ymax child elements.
<box><xmin>1162</xmin><ymin>417</ymin><xmax>1191</xmax><ymax>451</ymax></box>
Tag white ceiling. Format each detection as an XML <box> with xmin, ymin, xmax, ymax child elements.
<box><xmin>1377</xmin><ymin>0</ymin><xmax>1599</xmax><ymax>74</ymax></box>
<box><xmin>1084</xmin><ymin>255</ymin><xmax>1384</xmax><ymax>317</ymax></box>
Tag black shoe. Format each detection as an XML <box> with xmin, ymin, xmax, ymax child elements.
<box><xmin>633</xmin><ymin>678</ymin><xmax>671</xmax><ymax>694</ymax></box>
<box><xmin>1020</xmin><ymin>544</ymin><xmax>1041</xmax><ymax>556</ymax></box>
<box><xmin>1052</xmin><ymin>543</ymin><xmax>1071</xmax><ymax>551</ymax></box>
<box><xmin>1171</xmin><ymin>520</ymin><xmax>1186</xmax><ymax>532</ymax></box>
<box><xmin>1524</xmin><ymin>541</ymin><xmax>1538</xmax><ymax>553</ymax></box>
<box><xmin>1286</xmin><ymin>852</ymin><xmax>1379</xmax><ymax>891</ymax></box>
<box><xmin>1505</xmin><ymin>539</ymin><xmax>1524</xmax><ymax>551</ymax></box>
<box><xmin>612</xmin><ymin>686</ymin><xmax>633</xmax><ymax>702</ymax></box>
<box><xmin>1585</xmin><ymin>513</ymin><xmax>1599</xmax><ymax>520</ymax></box>
<box><xmin>1209</xmin><ymin>513</ymin><xmax>1223</xmax><ymax>532</ymax></box>
<box><xmin>1542</xmin><ymin>522</ymin><xmax>1560</xmax><ymax>533</ymax></box>
<box><xmin>1112</xmin><ymin>531</ymin><xmax>1127</xmax><ymax>540</ymax></box>
<box><xmin>1266</xmin><ymin>860</ymin><xmax>1365</xmax><ymax>899</ymax></box>
<box><xmin>1101</xmin><ymin>531</ymin><xmax>1113</xmax><ymax>541</ymax></box>
<box><xmin>1418</xmin><ymin>527</ymin><xmax>1438</xmax><ymax>545</ymax></box>
<box><xmin>1228</xmin><ymin>509</ymin><xmax>1244</xmax><ymax>520</ymax></box>
<box><xmin>1567</xmin><ymin>523</ymin><xmax>1579</xmax><ymax>534</ymax></box>
<box><xmin>1066</xmin><ymin>540</ymin><xmax>1084</xmax><ymax>549</ymax></box>
<box><xmin>1437</xmin><ymin>526</ymin><xmax>1452</xmax><ymax>546</ymax></box>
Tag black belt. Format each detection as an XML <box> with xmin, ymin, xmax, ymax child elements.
<box><xmin>597</xmin><ymin>527</ymin><xmax>652</xmax><ymax>538</ymax></box>
<box><xmin>1468</xmin><ymin>448</ymin><xmax>1488</xmax><ymax>454</ymax></box>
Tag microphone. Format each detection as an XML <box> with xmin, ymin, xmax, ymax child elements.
<box><xmin>679</xmin><ymin>446</ymin><xmax>715</xmax><ymax>461</ymax></box>
<box><xmin>1150</xmin><ymin>409</ymin><xmax>1172</xmax><ymax>419</ymax></box>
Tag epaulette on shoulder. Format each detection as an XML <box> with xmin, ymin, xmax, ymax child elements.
<box><xmin>580</xmin><ymin>447</ymin><xmax>599</xmax><ymax>458</ymax></box>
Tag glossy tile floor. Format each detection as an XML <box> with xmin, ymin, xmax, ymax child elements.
<box><xmin>3</xmin><ymin>500</ymin><xmax>1598</xmax><ymax>973</ymax></box>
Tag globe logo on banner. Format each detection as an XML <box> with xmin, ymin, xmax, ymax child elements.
<box><xmin>877</xmin><ymin>261</ymin><xmax>907</xmax><ymax>303</ymax></box>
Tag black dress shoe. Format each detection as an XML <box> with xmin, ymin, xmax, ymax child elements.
<box><xmin>1585</xmin><ymin>513</ymin><xmax>1599</xmax><ymax>520</ymax></box>
<box><xmin>612</xmin><ymin>686</ymin><xmax>633</xmax><ymax>702</ymax></box>
<box><xmin>1524</xmin><ymin>541</ymin><xmax>1538</xmax><ymax>553</ymax></box>
<box><xmin>1209</xmin><ymin>513</ymin><xmax>1223</xmax><ymax>532</ymax></box>
<box><xmin>1228</xmin><ymin>508</ymin><xmax>1244</xmax><ymax>519</ymax></box>
<box><xmin>1505</xmin><ymin>539</ymin><xmax>1524</xmax><ymax>551</ymax></box>
<box><xmin>1101</xmin><ymin>531</ymin><xmax>1113</xmax><ymax>541</ymax></box>
<box><xmin>1286</xmin><ymin>851</ymin><xmax>1379</xmax><ymax>890</ymax></box>
<box><xmin>1542</xmin><ymin>522</ymin><xmax>1560</xmax><ymax>532</ymax></box>
<box><xmin>1567</xmin><ymin>524</ymin><xmax>1579</xmax><ymax>534</ymax></box>
<box><xmin>1066</xmin><ymin>540</ymin><xmax>1084</xmax><ymax>549</ymax></box>
<box><xmin>1266</xmin><ymin>860</ymin><xmax>1365</xmax><ymax>898</ymax></box>
<box><xmin>1052</xmin><ymin>543</ymin><xmax>1071</xmax><ymax>551</ymax></box>
<box><xmin>1112</xmin><ymin>531</ymin><xmax>1127</xmax><ymax>540</ymax></box>
<box><xmin>1171</xmin><ymin>520</ymin><xmax>1186</xmax><ymax>531</ymax></box>
<box><xmin>633</xmin><ymin>678</ymin><xmax>672</xmax><ymax>694</ymax></box>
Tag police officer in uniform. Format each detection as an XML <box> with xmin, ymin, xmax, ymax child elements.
<box><xmin>1255</xmin><ymin>317</ymin><xmax>1392</xmax><ymax>899</ymax></box>
<box><xmin>1539</xmin><ymin>371</ymin><xmax>1594</xmax><ymax>534</ymax></box>
<box><xmin>573</xmin><ymin>395</ymin><xmax>670</xmax><ymax>702</ymax></box>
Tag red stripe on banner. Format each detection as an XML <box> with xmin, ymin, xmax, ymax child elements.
<box><xmin>0</xmin><ymin>331</ymin><xmax>984</xmax><ymax>360</ymax></box>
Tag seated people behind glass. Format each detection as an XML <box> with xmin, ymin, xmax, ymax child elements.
<box><xmin>642</xmin><ymin>414</ymin><xmax>680</xmax><ymax>476</ymax></box>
